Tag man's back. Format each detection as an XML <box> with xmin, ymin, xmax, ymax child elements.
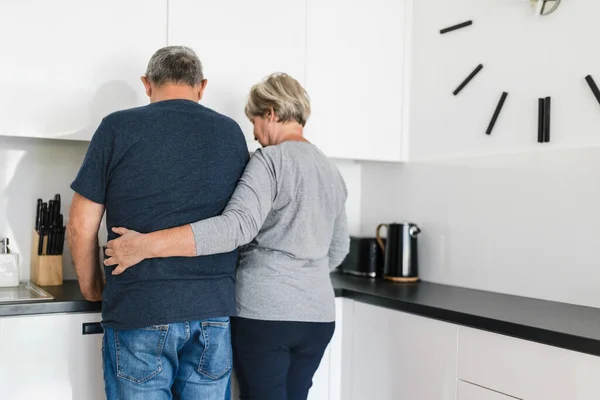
<box><xmin>72</xmin><ymin>99</ymin><xmax>249</xmax><ymax>329</ymax></box>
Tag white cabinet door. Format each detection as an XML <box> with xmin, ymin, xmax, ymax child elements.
<box><xmin>168</xmin><ymin>0</ymin><xmax>306</xmax><ymax>152</ymax></box>
<box><xmin>459</xmin><ymin>327</ymin><xmax>600</xmax><ymax>400</ymax></box>
<box><xmin>0</xmin><ymin>313</ymin><xmax>104</xmax><ymax>400</ymax></box>
<box><xmin>305</xmin><ymin>0</ymin><xmax>411</xmax><ymax>162</ymax></box>
<box><xmin>457</xmin><ymin>381</ymin><xmax>517</xmax><ymax>400</ymax></box>
<box><xmin>0</xmin><ymin>1</ymin><xmax>167</xmax><ymax>141</ymax></box>
<box><xmin>349</xmin><ymin>302</ymin><xmax>457</xmax><ymax>400</ymax></box>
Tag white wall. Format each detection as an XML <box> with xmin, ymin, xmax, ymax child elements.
<box><xmin>360</xmin><ymin>0</ymin><xmax>600</xmax><ymax>308</ymax></box>
<box><xmin>0</xmin><ymin>136</ymin><xmax>362</xmax><ymax>282</ymax></box>
<box><xmin>334</xmin><ymin>160</ymin><xmax>362</xmax><ymax>236</ymax></box>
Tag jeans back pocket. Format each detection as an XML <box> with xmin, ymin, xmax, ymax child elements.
<box><xmin>198</xmin><ymin>318</ymin><xmax>232</xmax><ymax>380</ymax></box>
<box><xmin>115</xmin><ymin>325</ymin><xmax>169</xmax><ymax>384</ymax></box>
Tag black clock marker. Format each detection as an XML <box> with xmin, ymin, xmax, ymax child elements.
<box><xmin>486</xmin><ymin>92</ymin><xmax>508</xmax><ymax>135</ymax></box>
<box><xmin>453</xmin><ymin>64</ymin><xmax>483</xmax><ymax>96</ymax></box>
<box><xmin>538</xmin><ymin>98</ymin><xmax>545</xmax><ymax>143</ymax></box>
<box><xmin>538</xmin><ymin>97</ymin><xmax>551</xmax><ymax>143</ymax></box>
<box><xmin>585</xmin><ymin>75</ymin><xmax>600</xmax><ymax>107</ymax></box>
<box><xmin>440</xmin><ymin>20</ymin><xmax>473</xmax><ymax>34</ymax></box>
<box><xmin>544</xmin><ymin>96</ymin><xmax>551</xmax><ymax>143</ymax></box>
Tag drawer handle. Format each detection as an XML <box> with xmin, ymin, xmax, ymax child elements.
<box><xmin>82</xmin><ymin>322</ymin><xmax>104</xmax><ymax>335</ymax></box>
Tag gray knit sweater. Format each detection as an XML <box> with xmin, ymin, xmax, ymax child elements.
<box><xmin>190</xmin><ymin>141</ymin><xmax>349</xmax><ymax>322</ymax></box>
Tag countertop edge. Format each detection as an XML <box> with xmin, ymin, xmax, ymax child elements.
<box><xmin>0</xmin><ymin>301</ymin><xmax>101</xmax><ymax>317</ymax></box>
<box><xmin>337</xmin><ymin>289</ymin><xmax>600</xmax><ymax>358</ymax></box>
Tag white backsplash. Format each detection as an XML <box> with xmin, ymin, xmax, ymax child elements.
<box><xmin>0</xmin><ymin>136</ymin><xmax>362</xmax><ymax>282</ymax></box>
<box><xmin>360</xmin><ymin>147</ymin><xmax>600</xmax><ymax>308</ymax></box>
<box><xmin>0</xmin><ymin>136</ymin><xmax>89</xmax><ymax>281</ymax></box>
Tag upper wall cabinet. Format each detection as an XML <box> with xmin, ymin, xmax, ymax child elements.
<box><xmin>168</xmin><ymin>0</ymin><xmax>307</xmax><ymax>152</ymax></box>
<box><xmin>0</xmin><ymin>0</ymin><xmax>167</xmax><ymax>141</ymax></box>
<box><xmin>305</xmin><ymin>0</ymin><xmax>412</xmax><ymax>162</ymax></box>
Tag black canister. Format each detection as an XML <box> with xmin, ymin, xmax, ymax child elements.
<box><xmin>376</xmin><ymin>222</ymin><xmax>421</xmax><ymax>283</ymax></box>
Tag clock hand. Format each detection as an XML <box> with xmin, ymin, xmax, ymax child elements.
<box><xmin>535</xmin><ymin>0</ymin><xmax>544</xmax><ymax>16</ymax></box>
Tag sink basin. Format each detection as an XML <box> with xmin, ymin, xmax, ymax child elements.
<box><xmin>0</xmin><ymin>283</ymin><xmax>54</xmax><ymax>304</ymax></box>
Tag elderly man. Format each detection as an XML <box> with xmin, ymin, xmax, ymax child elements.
<box><xmin>67</xmin><ymin>46</ymin><xmax>248</xmax><ymax>399</ymax></box>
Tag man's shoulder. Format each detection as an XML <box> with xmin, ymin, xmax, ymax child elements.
<box><xmin>99</xmin><ymin>105</ymin><xmax>149</xmax><ymax>129</ymax></box>
<box><xmin>202</xmin><ymin>106</ymin><xmax>243</xmax><ymax>132</ymax></box>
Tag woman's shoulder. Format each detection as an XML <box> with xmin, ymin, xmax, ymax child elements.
<box><xmin>271</xmin><ymin>140</ymin><xmax>327</xmax><ymax>159</ymax></box>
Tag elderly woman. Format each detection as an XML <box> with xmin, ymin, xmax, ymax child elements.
<box><xmin>104</xmin><ymin>72</ymin><xmax>349</xmax><ymax>400</ymax></box>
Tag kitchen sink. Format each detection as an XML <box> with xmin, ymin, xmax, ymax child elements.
<box><xmin>0</xmin><ymin>283</ymin><xmax>54</xmax><ymax>304</ymax></box>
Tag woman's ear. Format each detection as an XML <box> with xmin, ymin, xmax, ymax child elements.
<box><xmin>268</xmin><ymin>107</ymin><xmax>277</xmax><ymax>122</ymax></box>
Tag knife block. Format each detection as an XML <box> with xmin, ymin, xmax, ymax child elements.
<box><xmin>31</xmin><ymin>230</ymin><xmax>63</xmax><ymax>286</ymax></box>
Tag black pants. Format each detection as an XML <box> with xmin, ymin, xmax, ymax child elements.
<box><xmin>231</xmin><ymin>317</ymin><xmax>335</xmax><ymax>400</ymax></box>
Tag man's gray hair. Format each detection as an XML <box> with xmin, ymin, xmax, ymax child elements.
<box><xmin>145</xmin><ymin>46</ymin><xmax>204</xmax><ymax>86</ymax></box>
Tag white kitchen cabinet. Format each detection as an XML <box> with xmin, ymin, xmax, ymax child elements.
<box><xmin>459</xmin><ymin>327</ymin><xmax>600</xmax><ymax>400</ymax></box>
<box><xmin>457</xmin><ymin>381</ymin><xmax>516</xmax><ymax>400</ymax></box>
<box><xmin>0</xmin><ymin>1</ymin><xmax>167</xmax><ymax>141</ymax></box>
<box><xmin>305</xmin><ymin>0</ymin><xmax>412</xmax><ymax>162</ymax></box>
<box><xmin>168</xmin><ymin>0</ymin><xmax>306</xmax><ymax>152</ymax></box>
<box><xmin>348</xmin><ymin>302</ymin><xmax>457</xmax><ymax>400</ymax></box>
<box><xmin>0</xmin><ymin>312</ymin><xmax>104</xmax><ymax>400</ymax></box>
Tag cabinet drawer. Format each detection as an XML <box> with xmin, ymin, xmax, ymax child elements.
<box><xmin>458</xmin><ymin>381</ymin><xmax>518</xmax><ymax>400</ymax></box>
<box><xmin>458</xmin><ymin>327</ymin><xmax>600</xmax><ymax>400</ymax></box>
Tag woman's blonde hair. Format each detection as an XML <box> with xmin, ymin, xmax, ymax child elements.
<box><xmin>245</xmin><ymin>73</ymin><xmax>311</xmax><ymax>126</ymax></box>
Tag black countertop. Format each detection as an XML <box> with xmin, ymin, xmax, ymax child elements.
<box><xmin>2</xmin><ymin>276</ymin><xmax>600</xmax><ymax>357</ymax></box>
<box><xmin>331</xmin><ymin>273</ymin><xmax>600</xmax><ymax>357</ymax></box>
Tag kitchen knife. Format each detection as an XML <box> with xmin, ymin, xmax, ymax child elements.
<box><xmin>48</xmin><ymin>200</ymin><xmax>55</xmax><ymax>227</ymax></box>
<box><xmin>54</xmin><ymin>226</ymin><xmax>61</xmax><ymax>255</ymax></box>
<box><xmin>53</xmin><ymin>226</ymin><xmax>61</xmax><ymax>255</ymax></box>
<box><xmin>48</xmin><ymin>227</ymin><xmax>55</xmax><ymax>255</ymax></box>
<box><xmin>35</xmin><ymin>199</ymin><xmax>42</xmax><ymax>232</ymax></box>
<box><xmin>59</xmin><ymin>226</ymin><xmax>66</xmax><ymax>255</ymax></box>
<box><xmin>55</xmin><ymin>194</ymin><xmax>61</xmax><ymax>218</ymax></box>
<box><xmin>40</xmin><ymin>203</ymin><xmax>48</xmax><ymax>255</ymax></box>
<box><xmin>42</xmin><ymin>202</ymin><xmax>48</xmax><ymax>232</ymax></box>
<box><xmin>38</xmin><ymin>223</ymin><xmax>45</xmax><ymax>255</ymax></box>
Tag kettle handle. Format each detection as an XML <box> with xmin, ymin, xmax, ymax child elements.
<box><xmin>375</xmin><ymin>224</ymin><xmax>387</xmax><ymax>252</ymax></box>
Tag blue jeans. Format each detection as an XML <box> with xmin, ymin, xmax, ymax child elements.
<box><xmin>103</xmin><ymin>318</ymin><xmax>232</xmax><ymax>400</ymax></box>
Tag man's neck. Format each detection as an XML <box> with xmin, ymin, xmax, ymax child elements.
<box><xmin>151</xmin><ymin>85</ymin><xmax>199</xmax><ymax>103</ymax></box>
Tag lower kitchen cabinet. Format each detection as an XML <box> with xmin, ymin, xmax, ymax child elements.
<box><xmin>5</xmin><ymin>298</ymin><xmax>600</xmax><ymax>400</ymax></box>
<box><xmin>347</xmin><ymin>301</ymin><xmax>458</xmax><ymax>400</ymax></box>
<box><xmin>459</xmin><ymin>327</ymin><xmax>600</xmax><ymax>400</ymax></box>
<box><xmin>0</xmin><ymin>312</ymin><xmax>104</xmax><ymax>400</ymax></box>
<box><xmin>457</xmin><ymin>381</ymin><xmax>516</xmax><ymax>400</ymax></box>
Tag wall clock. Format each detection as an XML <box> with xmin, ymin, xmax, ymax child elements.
<box><xmin>438</xmin><ymin>0</ymin><xmax>600</xmax><ymax>142</ymax></box>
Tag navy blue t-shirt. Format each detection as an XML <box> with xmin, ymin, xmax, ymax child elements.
<box><xmin>71</xmin><ymin>99</ymin><xmax>249</xmax><ymax>329</ymax></box>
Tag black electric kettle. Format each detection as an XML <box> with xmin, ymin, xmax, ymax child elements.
<box><xmin>376</xmin><ymin>222</ymin><xmax>421</xmax><ymax>283</ymax></box>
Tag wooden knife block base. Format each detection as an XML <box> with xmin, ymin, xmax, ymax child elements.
<box><xmin>31</xmin><ymin>230</ymin><xmax>63</xmax><ymax>286</ymax></box>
